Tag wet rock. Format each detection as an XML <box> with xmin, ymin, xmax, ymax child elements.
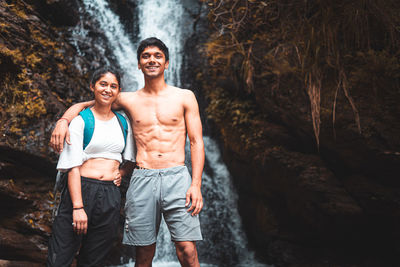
<box><xmin>0</xmin><ymin>1</ymin><xmax>92</xmax><ymax>159</ymax></box>
<box><xmin>25</xmin><ymin>0</ymin><xmax>80</xmax><ymax>27</ymax></box>
<box><xmin>188</xmin><ymin>4</ymin><xmax>400</xmax><ymax>262</ymax></box>
<box><xmin>0</xmin><ymin>259</ymin><xmax>43</xmax><ymax>267</ymax></box>
<box><xmin>0</xmin><ymin>228</ymin><xmax>46</xmax><ymax>263</ymax></box>
<box><xmin>107</xmin><ymin>0</ymin><xmax>139</xmax><ymax>39</ymax></box>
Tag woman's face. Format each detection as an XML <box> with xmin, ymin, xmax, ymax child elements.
<box><xmin>90</xmin><ymin>72</ymin><xmax>120</xmax><ymax>106</ymax></box>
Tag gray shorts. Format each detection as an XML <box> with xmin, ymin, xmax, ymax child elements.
<box><xmin>123</xmin><ymin>165</ymin><xmax>202</xmax><ymax>246</ymax></box>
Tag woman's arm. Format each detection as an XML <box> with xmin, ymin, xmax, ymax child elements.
<box><xmin>68</xmin><ymin>166</ymin><xmax>88</xmax><ymax>235</ymax></box>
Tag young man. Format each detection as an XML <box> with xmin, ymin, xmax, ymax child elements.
<box><xmin>50</xmin><ymin>37</ymin><xmax>204</xmax><ymax>267</ymax></box>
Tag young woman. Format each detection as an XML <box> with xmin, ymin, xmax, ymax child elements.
<box><xmin>47</xmin><ymin>68</ymin><xmax>135</xmax><ymax>267</ymax></box>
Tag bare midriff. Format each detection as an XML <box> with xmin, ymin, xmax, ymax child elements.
<box><xmin>79</xmin><ymin>158</ymin><xmax>120</xmax><ymax>181</ymax></box>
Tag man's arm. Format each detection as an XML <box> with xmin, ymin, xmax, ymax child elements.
<box><xmin>183</xmin><ymin>90</ymin><xmax>205</xmax><ymax>216</ymax></box>
<box><xmin>111</xmin><ymin>92</ymin><xmax>125</xmax><ymax>111</ymax></box>
<box><xmin>50</xmin><ymin>101</ymin><xmax>94</xmax><ymax>153</ymax></box>
<box><xmin>50</xmin><ymin>92</ymin><xmax>129</xmax><ymax>152</ymax></box>
<box><xmin>119</xmin><ymin>161</ymin><xmax>135</xmax><ymax>178</ymax></box>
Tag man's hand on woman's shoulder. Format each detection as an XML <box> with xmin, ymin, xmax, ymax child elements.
<box><xmin>50</xmin><ymin>119</ymin><xmax>71</xmax><ymax>153</ymax></box>
<box><xmin>50</xmin><ymin>100</ymin><xmax>95</xmax><ymax>153</ymax></box>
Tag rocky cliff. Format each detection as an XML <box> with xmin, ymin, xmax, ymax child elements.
<box><xmin>0</xmin><ymin>0</ymin><xmax>119</xmax><ymax>265</ymax></box>
<box><xmin>191</xmin><ymin>1</ymin><xmax>400</xmax><ymax>266</ymax></box>
<box><xmin>0</xmin><ymin>0</ymin><xmax>90</xmax><ymax>158</ymax></box>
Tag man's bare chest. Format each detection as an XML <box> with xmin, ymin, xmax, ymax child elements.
<box><xmin>129</xmin><ymin>102</ymin><xmax>184</xmax><ymax>127</ymax></box>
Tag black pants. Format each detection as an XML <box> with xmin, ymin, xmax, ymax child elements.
<box><xmin>47</xmin><ymin>177</ymin><xmax>121</xmax><ymax>267</ymax></box>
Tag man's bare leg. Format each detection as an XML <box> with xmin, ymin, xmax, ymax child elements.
<box><xmin>174</xmin><ymin>241</ymin><xmax>200</xmax><ymax>267</ymax></box>
<box><xmin>135</xmin><ymin>244</ymin><xmax>156</xmax><ymax>267</ymax></box>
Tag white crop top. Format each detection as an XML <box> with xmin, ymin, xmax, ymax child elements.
<box><xmin>56</xmin><ymin>113</ymin><xmax>135</xmax><ymax>171</ymax></box>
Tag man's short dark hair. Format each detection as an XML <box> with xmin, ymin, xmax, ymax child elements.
<box><xmin>137</xmin><ymin>37</ymin><xmax>169</xmax><ymax>63</ymax></box>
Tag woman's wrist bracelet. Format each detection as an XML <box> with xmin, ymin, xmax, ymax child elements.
<box><xmin>58</xmin><ymin>117</ymin><xmax>70</xmax><ymax>124</ymax></box>
<box><xmin>73</xmin><ymin>207</ymin><xmax>84</xmax><ymax>210</ymax></box>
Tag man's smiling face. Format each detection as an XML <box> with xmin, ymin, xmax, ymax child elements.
<box><xmin>138</xmin><ymin>46</ymin><xmax>169</xmax><ymax>78</ymax></box>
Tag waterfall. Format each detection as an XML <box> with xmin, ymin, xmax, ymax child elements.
<box><xmin>79</xmin><ymin>0</ymin><xmax>140</xmax><ymax>90</ymax></box>
<box><xmin>74</xmin><ymin>0</ymin><xmax>268</xmax><ymax>266</ymax></box>
<box><xmin>136</xmin><ymin>0</ymin><xmax>183</xmax><ymax>89</ymax></box>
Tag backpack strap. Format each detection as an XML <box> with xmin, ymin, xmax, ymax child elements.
<box><xmin>79</xmin><ymin>108</ymin><xmax>128</xmax><ymax>151</ymax></box>
<box><xmin>113</xmin><ymin>111</ymin><xmax>128</xmax><ymax>152</ymax></box>
<box><xmin>79</xmin><ymin>108</ymin><xmax>95</xmax><ymax>150</ymax></box>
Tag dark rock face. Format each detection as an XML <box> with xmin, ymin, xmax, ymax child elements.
<box><xmin>107</xmin><ymin>0</ymin><xmax>139</xmax><ymax>41</ymax></box>
<box><xmin>237</xmin><ymin>56</ymin><xmax>400</xmax><ymax>265</ymax></box>
<box><xmin>0</xmin><ymin>0</ymin><xmax>92</xmax><ymax>160</ymax></box>
<box><xmin>204</xmin><ymin>69</ymin><xmax>400</xmax><ymax>265</ymax></box>
<box><xmin>0</xmin><ymin>0</ymin><xmax>135</xmax><ymax>264</ymax></box>
<box><xmin>24</xmin><ymin>0</ymin><xmax>80</xmax><ymax>27</ymax></box>
<box><xmin>181</xmin><ymin>1</ymin><xmax>216</xmax><ymax>134</ymax></box>
<box><xmin>184</xmin><ymin>2</ymin><xmax>400</xmax><ymax>267</ymax></box>
<box><xmin>0</xmin><ymin>147</ymin><xmax>54</xmax><ymax>265</ymax></box>
<box><xmin>224</xmin><ymin>147</ymin><xmax>400</xmax><ymax>266</ymax></box>
<box><xmin>0</xmin><ymin>0</ymin><xmax>119</xmax><ymax>265</ymax></box>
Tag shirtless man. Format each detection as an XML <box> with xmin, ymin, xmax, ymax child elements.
<box><xmin>50</xmin><ymin>37</ymin><xmax>204</xmax><ymax>267</ymax></box>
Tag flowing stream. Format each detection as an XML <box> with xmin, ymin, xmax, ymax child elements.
<box><xmin>74</xmin><ymin>0</ymin><xmax>268</xmax><ymax>266</ymax></box>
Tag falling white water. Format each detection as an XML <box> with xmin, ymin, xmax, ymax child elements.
<box><xmin>75</xmin><ymin>0</ymin><xmax>269</xmax><ymax>266</ymax></box>
<box><xmin>136</xmin><ymin>0</ymin><xmax>183</xmax><ymax>88</ymax></box>
<box><xmin>80</xmin><ymin>0</ymin><xmax>141</xmax><ymax>90</ymax></box>
<box><xmin>201</xmin><ymin>137</ymin><xmax>257</xmax><ymax>262</ymax></box>
<box><xmin>78</xmin><ymin>0</ymin><xmax>184</xmax><ymax>92</ymax></box>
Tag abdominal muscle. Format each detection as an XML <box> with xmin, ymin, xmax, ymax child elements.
<box><xmin>135</xmin><ymin>130</ymin><xmax>186</xmax><ymax>169</ymax></box>
<box><xmin>79</xmin><ymin>158</ymin><xmax>120</xmax><ymax>181</ymax></box>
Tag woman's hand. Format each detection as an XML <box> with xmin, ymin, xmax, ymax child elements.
<box><xmin>72</xmin><ymin>208</ymin><xmax>88</xmax><ymax>235</ymax></box>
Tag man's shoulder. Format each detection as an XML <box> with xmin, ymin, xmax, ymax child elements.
<box><xmin>169</xmin><ymin>86</ymin><xmax>195</xmax><ymax>97</ymax></box>
<box><xmin>133</xmin><ymin>88</ymin><xmax>151</xmax><ymax>97</ymax></box>
<box><xmin>169</xmin><ymin>87</ymin><xmax>198</xmax><ymax>109</ymax></box>
<box><xmin>118</xmin><ymin>91</ymin><xmax>140</xmax><ymax>104</ymax></box>
<box><xmin>120</xmin><ymin>91</ymin><xmax>138</xmax><ymax>98</ymax></box>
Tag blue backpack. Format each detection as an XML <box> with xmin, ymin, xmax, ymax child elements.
<box><xmin>52</xmin><ymin>109</ymin><xmax>129</xmax><ymax>216</ymax></box>
<box><xmin>79</xmin><ymin>108</ymin><xmax>128</xmax><ymax>150</ymax></box>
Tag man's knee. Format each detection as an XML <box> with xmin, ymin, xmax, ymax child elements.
<box><xmin>175</xmin><ymin>241</ymin><xmax>198</xmax><ymax>263</ymax></box>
